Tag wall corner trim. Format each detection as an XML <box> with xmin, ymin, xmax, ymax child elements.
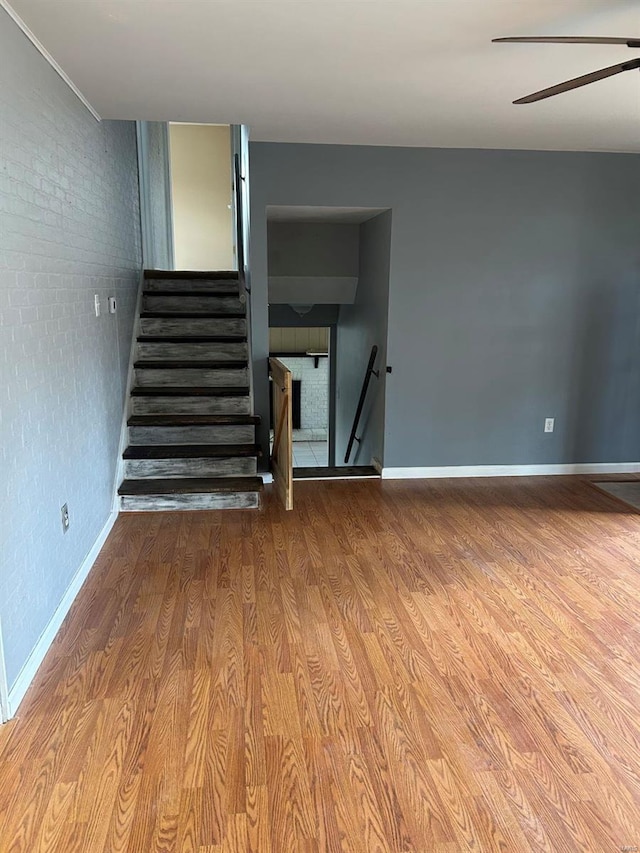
<box><xmin>0</xmin><ymin>0</ymin><xmax>101</xmax><ymax>121</ymax></box>
<box><xmin>6</xmin><ymin>511</ymin><xmax>118</xmax><ymax>720</ymax></box>
<box><xmin>381</xmin><ymin>462</ymin><xmax>640</xmax><ymax>480</ymax></box>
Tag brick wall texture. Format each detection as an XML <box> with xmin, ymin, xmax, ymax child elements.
<box><xmin>0</xmin><ymin>9</ymin><xmax>141</xmax><ymax>687</ymax></box>
<box><xmin>278</xmin><ymin>356</ymin><xmax>329</xmax><ymax>431</ymax></box>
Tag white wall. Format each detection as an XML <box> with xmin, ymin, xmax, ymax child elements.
<box><xmin>0</xmin><ymin>9</ymin><xmax>141</xmax><ymax>693</ymax></box>
<box><xmin>277</xmin><ymin>356</ymin><xmax>329</xmax><ymax>434</ymax></box>
<box><xmin>169</xmin><ymin>124</ymin><xmax>234</xmax><ymax>270</ymax></box>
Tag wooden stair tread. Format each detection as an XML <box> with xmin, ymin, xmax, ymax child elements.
<box><xmin>140</xmin><ymin>312</ymin><xmax>246</xmax><ymax>319</ymax></box>
<box><xmin>126</xmin><ymin>270</ymin><xmax>259</xmax><ymax>513</ymax></box>
<box><xmin>134</xmin><ymin>360</ymin><xmax>248</xmax><ymax>369</ymax></box>
<box><xmin>131</xmin><ymin>386</ymin><xmax>249</xmax><ymax>397</ymax></box>
<box><xmin>128</xmin><ymin>414</ymin><xmax>260</xmax><ymax>426</ymax></box>
<box><xmin>118</xmin><ymin>476</ymin><xmax>262</xmax><ymax>495</ymax></box>
<box><xmin>137</xmin><ymin>335</ymin><xmax>246</xmax><ymax>343</ymax></box>
<box><xmin>144</xmin><ymin>270</ymin><xmax>239</xmax><ymax>280</ymax></box>
<box><xmin>143</xmin><ymin>289</ymin><xmax>239</xmax><ymax>298</ymax></box>
<box><xmin>123</xmin><ymin>444</ymin><xmax>261</xmax><ymax>459</ymax></box>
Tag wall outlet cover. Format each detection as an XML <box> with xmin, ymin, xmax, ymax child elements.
<box><xmin>61</xmin><ymin>503</ymin><xmax>70</xmax><ymax>532</ymax></box>
<box><xmin>544</xmin><ymin>417</ymin><xmax>555</xmax><ymax>433</ymax></box>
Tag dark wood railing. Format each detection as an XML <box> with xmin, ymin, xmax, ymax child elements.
<box><xmin>344</xmin><ymin>345</ymin><xmax>379</xmax><ymax>464</ymax></box>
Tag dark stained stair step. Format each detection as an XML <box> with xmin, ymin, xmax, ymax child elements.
<box><xmin>127</xmin><ymin>414</ymin><xmax>260</xmax><ymax>427</ymax></box>
<box><xmin>134</xmin><ymin>360</ymin><xmax>248</xmax><ymax>369</ymax></box>
<box><xmin>140</xmin><ymin>312</ymin><xmax>245</xmax><ymax>319</ymax></box>
<box><xmin>137</xmin><ymin>335</ymin><xmax>247</xmax><ymax>343</ymax></box>
<box><xmin>142</xmin><ymin>289</ymin><xmax>239</xmax><ymax>298</ymax></box>
<box><xmin>144</xmin><ymin>270</ymin><xmax>239</xmax><ymax>281</ymax></box>
<box><xmin>131</xmin><ymin>386</ymin><xmax>249</xmax><ymax>397</ymax></box>
<box><xmin>123</xmin><ymin>444</ymin><xmax>261</xmax><ymax>460</ymax></box>
<box><xmin>119</xmin><ymin>476</ymin><xmax>262</xmax><ymax>495</ymax></box>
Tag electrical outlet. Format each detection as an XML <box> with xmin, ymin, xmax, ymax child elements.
<box><xmin>108</xmin><ymin>296</ymin><xmax>117</xmax><ymax>314</ymax></box>
<box><xmin>94</xmin><ymin>294</ymin><xmax>101</xmax><ymax>317</ymax></box>
<box><xmin>61</xmin><ymin>503</ymin><xmax>70</xmax><ymax>533</ymax></box>
<box><xmin>544</xmin><ymin>417</ymin><xmax>555</xmax><ymax>433</ymax></box>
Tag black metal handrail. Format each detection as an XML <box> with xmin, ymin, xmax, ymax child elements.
<box><xmin>344</xmin><ymin>345</ymin><xmax>379</xmax><ymax>464</ymax></box>
<box><xmin>233</xmin><ymin>152</ymin><xmax>248</xmax><ymax>291</ymax></box>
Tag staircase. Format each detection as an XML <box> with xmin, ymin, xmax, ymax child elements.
<box><xmin>117</xmin><ymin>270</ymin><xmax>263</xmax><ymax>511</ymax></box>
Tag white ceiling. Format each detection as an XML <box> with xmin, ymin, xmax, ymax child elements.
<box><xmin>7</xmin><ymin>0</ymin><xmax>640</xmax><ymax>152</ymax></box>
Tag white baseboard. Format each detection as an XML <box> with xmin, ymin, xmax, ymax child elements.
<box><xmin>6</xmin><ymin>511</ymin><xmax>118</xmax><ymax>719</ymax></box>
<box><xmin>0</xmin><ymin>618</ymin><xmax>9</xmax><ymax>723</ymax></box>
<box><xmin>381</xmin><ymin>462</ymin><xmax>640</xmax><ymax>480</ymax></box>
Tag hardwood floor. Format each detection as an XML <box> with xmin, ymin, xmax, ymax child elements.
<box><xmin>2</xmin><ymin>477</ymin><xmax>640</xmax><ymax>851</ymax></box>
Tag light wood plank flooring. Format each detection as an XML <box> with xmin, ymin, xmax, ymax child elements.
<box><xmin>2</xmin><ymin>477</ymin><xmax>640</xmax><ymax>851</ymax></box>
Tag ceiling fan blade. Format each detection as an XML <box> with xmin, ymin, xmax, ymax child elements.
<box><xmin>513</xmin><ymin>57</ymin><xmax>640</xmax><ymax>104</ymax></box>
<box><xmin>493</xmin><ymin>36</ymin><xmax>640</xmax><ymax>46</ymax></box>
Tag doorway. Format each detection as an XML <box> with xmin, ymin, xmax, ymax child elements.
<box><xmin>265</xmin><ymin>205</ymin><xmax>391</xmax><ymax>478</ymax></box>
<box><xmin>269</xmin><ymin>327</ymin><xmax>331</xmax><ymax>469</ymax></box>
<box><xmin>136</xmin><ymin>121</ymin><xmax>236</xmax><ymax>271</ymax></box>
<box><xmin>169</xmin><ymin>123</ymin><xmax>234</xmax><ymax>270</ymax></box>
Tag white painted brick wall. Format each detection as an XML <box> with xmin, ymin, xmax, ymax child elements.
<box><xmin>0</xmin><ymin>11</ymin><xmax>141</xmax><ymax>688</ymax></box>
<box><xmin>278</xmin><ymin>356</ymin><xmax>328</xmax><ymax>430</ymax></box>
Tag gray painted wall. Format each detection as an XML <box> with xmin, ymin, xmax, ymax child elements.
<box><xmin>138</xmin><ymin>121</ymin><xmax>173</xmax><ymax>269</ymax></box>
<box><xmin>250</xmin><ymin>142</ymin><xmax>640</xmax><ymax>468</ymax></box>
<box><xmin>335</xmin><ymin>211</ymin><xmax>391</xmax><ymax>466</ymax></box>
<box><xmin>0</xmin><ymin>10</ymin><xmax>141</xmax><ymax>688</ymax></box>
<box><xmin>267</xmin><ymin>222</ymin><xmax>359</xmax><ymax>277</ymax></box>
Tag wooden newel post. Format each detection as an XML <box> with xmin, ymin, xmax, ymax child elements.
<box><xmin>269</xmin><ymin>359</ymin><xmax>293</xmax><ymax>510</ymax></box>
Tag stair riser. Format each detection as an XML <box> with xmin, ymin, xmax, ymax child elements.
<box><xmin>131</xmin><ymin>397</ymin><xmax>251</xmax><ymax>415</ymax></box>
<box><xmin>142</xmin><ymin>296</ymin><xmax>243</xmax><ymax>314</ymax></box>
<box><xmin>121</xmin><ymin>492</ymin><xmax>260</xmax><ymax>511</ymax></box>
<box><xmin>139</xmin><ymin>318</ymin><xmax>246</xmax><ymax>337</ymax></box>
<box><xmin>128</xmin><ymin>425</ymin><xmax>255</xmax><ymax>445</ymax></box>
<box><xmin>124</xmin><ymin>458</ymin><xmax>257</xmax><ymax>478</ymax></box>
<box><xmin>136</xmin><ymin>342</ymin><xmax>247</xmax><ymax>360</ymax></box>
<box><xmin>134</xmin><ymin>368</ymin><xmax>248</xmax><ymax>387</ymax></box>
<box><xmin>144</xmin><ymin>279</ymin><xmax>240</xmax><ymax>293</ymax></box>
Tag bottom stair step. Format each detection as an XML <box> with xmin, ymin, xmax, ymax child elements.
<box><xmin>118</xmin><ymin>477</ymin><xmax>263</xmax><ymax>511</ymax></box>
